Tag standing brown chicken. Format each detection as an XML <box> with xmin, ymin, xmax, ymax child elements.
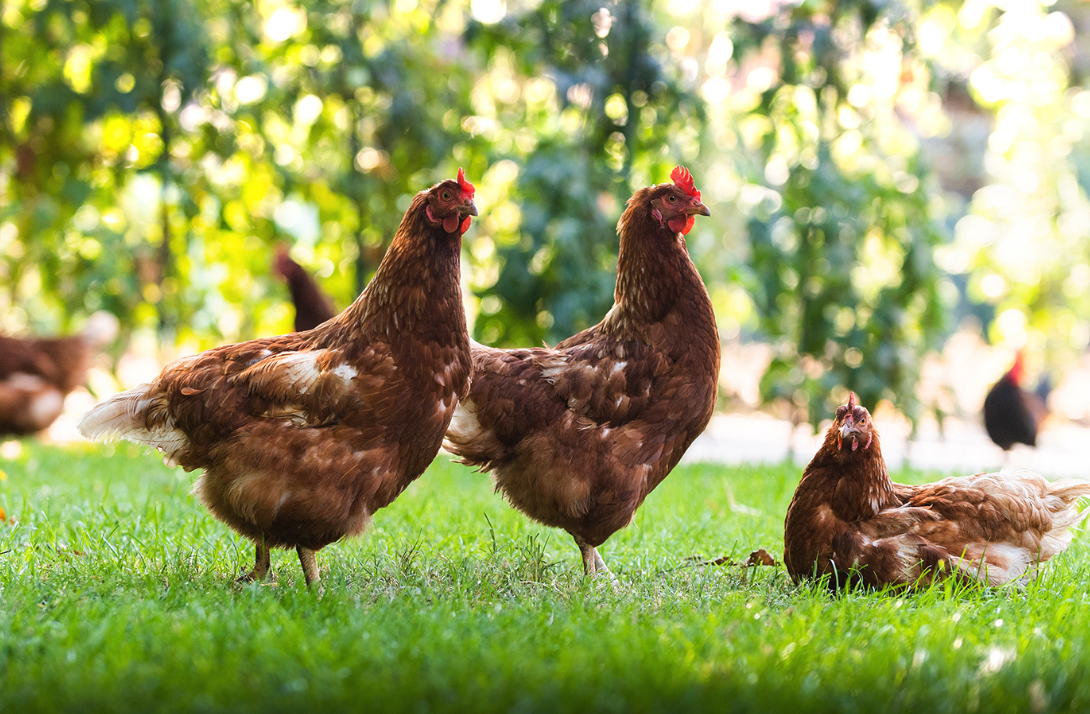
<box><xmin>784</xmin><ymin>392</ymin><xmax>1090</xmax><ymax>591</ymax></box>
<box><xmin>445</xmin><ymin>167</ymin><xmax>719</xmax><ymax>578</ymax></box>
<box><xmin>273</xmin><ymin>246</ymin><xmax>337</xmax><ymax>332</ymax></box>
<box><xmin>0</xmin><ymin>312</ymin><xmax>118</xmax><ymax>436</ymax></box>
<box><xmin>79</xmin><ymin>171</ymin><xmax>477</xmax><ymax>586</ymax></box>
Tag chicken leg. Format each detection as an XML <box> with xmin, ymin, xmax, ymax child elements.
<box><xmin>237</xmin><ymin>541</ymin><xmax>271</xmax><ymax>582</ymax></box>
<box><xmin>575</xmin><ymin>536</ymin><xmax>617</xmax><ymax>583</ymax></box>
<box><xmin>297</xmin><ymin>546</ymin><xmax>320</xmax><ymax>587</ymax></box>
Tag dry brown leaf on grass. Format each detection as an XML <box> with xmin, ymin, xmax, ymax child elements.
<box><xmin>686</xmin><ymin>548</ymin><xmax>780</xmax><ymax>568</ymax></box>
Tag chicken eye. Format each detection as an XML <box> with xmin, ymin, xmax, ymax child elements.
<box><xmin>667</xmin><ymin>194</ymin><xmax>677</xmax><ymax>203</ymax></box>
<box><xmin>441</xmin><ymin>190</ymin><xmax>452</xmax><ymax>201</ymax></box>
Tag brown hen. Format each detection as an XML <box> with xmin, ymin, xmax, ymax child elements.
<box><xmin>274</xmin><ymin>246</ymin><xmax>337</xmax><ymax>332</ymax></box>
<box><xmin>0</xmin><ymin>312</ymin><xmax>118</xmax><ymax>436</ymax></box>
<box><xmin>79</xmin><ymin>171</ymin><xmax>477</xmax><ymax>586</ymax></box>
<box><xmin>784</xmin><ymin>392</ymin><xmax>1090</xmax><ymax>591</ymax></box>
<box><xmin>445</xmin><ymin>167</ymin><xmax>719</xmax><ymax>578</ymax></box>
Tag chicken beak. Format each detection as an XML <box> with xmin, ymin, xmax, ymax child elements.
<box><xmin>838</xmin><ymin>416</ymin><xmax>855</xmax><ymax>445</ymax></box>
<box><xmin>690</xmin><ymin>201</ymin><xmax>711</xmax><ymax>217</ymax></box>
<box><xmin>462</xmin><ymin>199</ymin><xmax>479</xmax><ymax>217</ymax></box>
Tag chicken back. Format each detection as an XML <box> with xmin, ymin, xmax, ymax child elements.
<box><xmin>784</xmin><ymin>392</ymin><xmax>1090</xmax><ymax>590</ymax></box>
<box><xmin>444</xmin><ymin>166</ymin><xmax>719</xmax><ymax>578</ymax></box>
<box><xmin>79</xmin><ymin>171</ymin><xmax>477</xmax><ymax>585</ymax></box>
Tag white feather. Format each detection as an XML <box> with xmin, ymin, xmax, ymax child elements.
<box><xmin>77</xmin><ymin>383</ymin><xmax>189</xmax><ymax>459</ymax></box>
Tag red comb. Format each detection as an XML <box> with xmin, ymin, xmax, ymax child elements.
<box><xmin>1009</xmin><ymin>351</ymin><xmax>1025</xmax><ymax>384</ymax></box>
<box><xmin>846</xmin><ymin>392</ymin><xmax>857</xmax><ymax>410</ymax></box>
<box><xmin>458</xmin><ymin>167</ymin><xmax>475</xmax><ymax>198</ymax></box>
<box><xmin>670</xmin><ymin>165</ymin><xmax>700</xmax><ymax>200</ymax></box>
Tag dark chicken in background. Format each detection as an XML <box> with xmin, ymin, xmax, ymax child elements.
<box><xmin>274</xmin><ymin>246</ymin><xmax>337</xmax><ymax>332</ymax></box>
<box><xmin>983</xmin><ymin>351</ymin><xmax>1050</xmax><ymax>452</ymax></box>
<box><xmin>0</xmin><ymin>312</ymin><xmax>118</xmax><ymax>436</ymax></box>
<box><xmin>79</xmin><ymin>170</ymin><xmax>477</xmax><ymax>586</ymax></box>
<box><xmin>445</xmin><ymin>167</ymin><xmax>719</xmax><ymax>579</ymax></box>
<box><xmin>784</xmin><ymin>392</ymin><xmax>1090</xmax><ymax>591</ymax></box>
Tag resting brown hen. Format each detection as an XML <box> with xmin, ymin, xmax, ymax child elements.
<box><xmin>445</xmin><ymin>167</ymin><xmax>719</xmax><ymax>578</ymax></box>
<box><xmin>0</xmin><ymin>312</ymin><xmax>118</xmax><ymax>436</ymax></box>
<box><xmin>79</xmin><ymin>170</ymin><xmax>477</xmax><ymax>586</ymax></box>
<box><xmin>784</xmin><ymin>392</ymin><xmax>1090</xmax><ymax>591</ymax></box>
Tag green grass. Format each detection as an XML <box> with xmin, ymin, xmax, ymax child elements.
<box><xmin>1</xmin><ymin>443</ymin><xmax>1089</xmax><ymax>713</ymax></box>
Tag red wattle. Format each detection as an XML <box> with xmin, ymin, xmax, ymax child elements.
<box><xmin>442</xmin><ymin>215</ymin><xmax>459</xmax><ymax>233</ymax></box>
<box><xmin>461</xmin><ymin>216</ymin><xmax>471</xmax><ymax>233</ymax></box>
<box><xmin>667</xmin><ymin>215</ymin><xmax>695</xmax><ymax>234</ymax></box>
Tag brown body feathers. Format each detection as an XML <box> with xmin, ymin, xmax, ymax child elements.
<box><xmin>784</xmin><ymin>392</ymin><xmax>1090</xmax><ymax>591</ymax></box>
<box><xmin>444</xmin><ymin>167</ymin><xmax>719</xmax><ymax>576</ymax></box>
<box><xmin>79</xmin><ymin>174</ymin><xmax>477</xmax><ymax>584</ymax></box>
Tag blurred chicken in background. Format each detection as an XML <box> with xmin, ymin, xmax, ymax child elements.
<box><xmin>0</xmin><ymin>312</ymin><xmax>119</xmax><ymax>436</ymax></box>
<box><xmin>273</xmin><ymin>246</ymin><xmax>337</xmax><ymax>333</ymax></box>
<box><xmin>983</xmin><ymin>351</ymin><xmax>1050</xmax><ymax>453</ymax></box>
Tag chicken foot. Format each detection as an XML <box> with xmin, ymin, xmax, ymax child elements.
<box><xmin>297</xmin><ymin>546</ymin><xmax>321</xmax><ymax>588</ymax></box>
<box><xmin>575</xmin><ymin>536</ymin><xmax>618</xmax><ymax>584</ymax></box>
<box><xmin>237</xmin><ymin>542</ymin><xmax>272</xmax><ymax>583</ymax></box>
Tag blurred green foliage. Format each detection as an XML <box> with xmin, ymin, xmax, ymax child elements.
<box><xmin>734</xmin><ymin>1</ymin><xmax>948</xmax><ymax>424</ymax></box>
<box><xmin>3</xmin><ymin>0</ymin><xmax>1090</xmax><ymax>424</ymax></box>
<box><xmin>467</xmin><ymin>0</ymin><xmax>703</xmax><ymax>346</ymax></box>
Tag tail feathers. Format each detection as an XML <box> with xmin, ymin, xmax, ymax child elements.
<box><xmin>1045</xmin><ymin>478</ymin><xmax>1090</xmax><ymax>502</ymax></box>
<box><xmin>78</xmin><ymin>384</ymin><xmax>189</xmax><ymax>464</ymax></box>
<box><xmin>443</xmin><ymin>397</ymin><xmax>505</xmax><ymax>470</ymax></box>
<box><xmin>1046</xmin><ymin>479</ymin><xmax>1090</xmax><ymax>532</ymax></box>
<box><xmin>78</xmin><ymin>384</ymin><xmax>157</xmax><ymax>442</ymax></box>
<box><xmin>1025</xmin><ymin>478</ymin><xmax>1090</xmax><ymax>567</ymax></box>
<box><xmin>1035</xmin><ymin>375</ymin><xmax>1053</xmax><ymax>404</ymax></box>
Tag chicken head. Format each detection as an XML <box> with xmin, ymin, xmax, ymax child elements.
<box><xmin>425</xmin><ymin>167</ymin><xmax>478</xmax><ymax>234</ymax></box>
<box><xmin>833</xmin><ymin>391</ymin><xmax>874</xmax><ymax>454</ymax></box>
<box><xmin>647</xmin><ymin>165</ymin><xmax>711</xmax><ymax>236</ymax></box>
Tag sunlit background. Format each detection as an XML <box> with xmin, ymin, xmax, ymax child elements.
<box><xmin>4</xmin><ymin>0</ymin><xmax>1090</xmax><ymax>465</ymax></box>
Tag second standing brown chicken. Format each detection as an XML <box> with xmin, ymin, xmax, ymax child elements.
<box><xmin>445</xmin><ymin>167</ymin><xmax>719</xmax><ymax>579</ymax></box>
